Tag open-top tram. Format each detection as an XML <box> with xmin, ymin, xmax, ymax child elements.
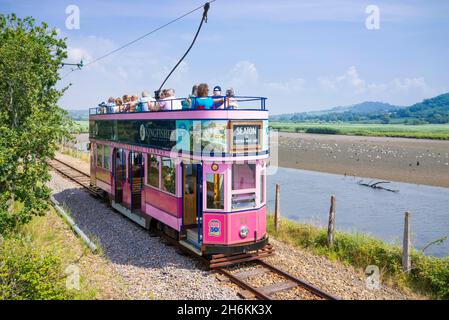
<box><xmin>88</xmin><ymin>97</ymin><xmax>270</xmax><ymax>257</ymax></box>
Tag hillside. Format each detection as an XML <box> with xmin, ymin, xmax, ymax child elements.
<box><xmin>271</xmin><ymin>92</ymin><xmax>449</xmax><ymax>124</ymax></box>
<box><xmin>67</xmin><ymin>109</ymin><xmax>89</xmax><ymax>121</ymax></box>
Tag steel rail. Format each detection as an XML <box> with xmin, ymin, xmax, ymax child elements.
<box><xmin>216</xmin><ymin>259</ymin><xmax>339</xmax><ymax>300</ymax></box>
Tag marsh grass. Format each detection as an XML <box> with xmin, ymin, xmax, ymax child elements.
<box><xmin>59</xmin><ymin>145</ymin><xmax>89</xmax><ymax>163</ymax></box>
<box><xmin>270</xmin><ymin>122</ymin><xmax>449</xmax><ymax>140</ymax></box>
<box><xmin>267</xmin><ymin>214</ymin><xmax>449</xmax><ymax>299</ymax></box>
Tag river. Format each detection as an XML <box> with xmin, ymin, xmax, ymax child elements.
<box><xmin>266</xmin><ymin>167</ymin><xmax>449</xmax><ymax>257</ymax></box>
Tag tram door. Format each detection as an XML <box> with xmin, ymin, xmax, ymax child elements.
<box><xmin>183</xmin><ymin>163</ymin><xmax>202</xmax><ymax>228</ymax></box>
<box><xmin>114</xmin><ymin>148</ymin><xmax>125</xmax><ymax>203</ymax></box>
<box><xmin>129</xmin><ymin>152</ymin><xmax>144</xmax><ymax>211</ymax></box>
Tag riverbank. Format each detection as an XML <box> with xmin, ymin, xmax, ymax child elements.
<box><xmin>276</xmin><ymin>132</ymin><xmax>449</xmax><ymax>188</ymax></box>
<box><xmin>270</xmin><ymin>122</ymin><xmax>449</xmax><ymax>140</ymax></box>
<box><xmin>266</xmin><ymin>215</ymin><xmax>448</xmax><ymax>299</ymax></box>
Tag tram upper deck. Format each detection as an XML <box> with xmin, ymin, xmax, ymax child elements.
<box><xmin>89</xmin><ymin>96</ymin><xmax>269</xmax><ymax>160</ymax></box>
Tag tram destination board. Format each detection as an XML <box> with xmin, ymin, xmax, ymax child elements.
<box><xmin>230</xmin><ymin>121</ymin><xmax>263</xmax><ymax>152</ymax></box>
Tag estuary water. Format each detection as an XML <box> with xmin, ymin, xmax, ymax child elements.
<box><xmin>266</xmin><ymin>167</ymin><xmax>449</xmax><ymax>257</ymax></box>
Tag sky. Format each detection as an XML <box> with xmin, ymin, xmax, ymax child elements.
<box><xmin>2</xmin><ymin>0</ymin><xmax>449</xmax><ymax>114</ymax></box>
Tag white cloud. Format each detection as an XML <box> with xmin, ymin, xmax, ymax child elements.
<box><xmin>266</xmin><ymin>78</ymin><xmax>306</xmax><ymax>93</ymax></box>
<box><xmin>228</xmin><ymin>61</ymin><xmax>259</xmax><ymax>88</ymax></box>
<box><xmin>67</xmin><ymin>47</ymin><xmax>92</xmax><ymax>63</ymax></box>
<box><xmin>319</xmin><ymin>65</ymin><xmax>365</xmax><ymax>92</ymax></box>
<box><xmin>317</xmin><ymin>66</ymin><xmax>437</xmax><ymax>105</ymax></box>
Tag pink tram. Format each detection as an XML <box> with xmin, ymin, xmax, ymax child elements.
<box><xmin>88</xmin><ymin>98</ymin><xmax>269</xmax><ymax>256</ymax></box>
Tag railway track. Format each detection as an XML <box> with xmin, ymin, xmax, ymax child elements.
<box><xmin>49</xmin><ymin>156</ymin><xmax>338</xmax><ymax>301</ymax></box>
<box><xmin>215</xmin><ymin>259</ymin><xmax>338</xmax><ymax>300</ymax></box>
<box><xmin>48</xmin><ymin>157</ymin><xmax>102</xmax><ymax>197</ymax></box>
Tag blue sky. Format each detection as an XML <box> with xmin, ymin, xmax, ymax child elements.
<box><xmin>2</xmin><ymin>0</ymin><xmax>449</xmax><ymax>114</ymax></box>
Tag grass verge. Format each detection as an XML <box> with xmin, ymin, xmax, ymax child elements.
<box><xmin>266</xmin><ymin>214</ymin><xmax>449</xmax><ymax>299</ymax></box>
<box><xmin>0</xmin><ymin>208</ymin><xmax>125</xmax><ymax>300</ymax></box>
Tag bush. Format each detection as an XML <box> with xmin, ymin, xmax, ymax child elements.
<box><xmin>305</xmin><ymin>127</ymin><xmax>340</xmax><ymax>134</ymax></box>
<box><xmin>0</xmin><ymin>236</ymin><xmax>72</xmax><ymax>300</ymax></box>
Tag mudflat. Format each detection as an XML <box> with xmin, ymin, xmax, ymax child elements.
<box><xmin>275</xmin><ymin>132</ymin><xmax>449</xmax><ymax>188</ymax></box>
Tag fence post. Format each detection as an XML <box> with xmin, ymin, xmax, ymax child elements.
<box><xmin>403</xmin><ymin>211</ymin><xmax>411</xmax><ymax>273</ymax></box>
<box><xmin>327</xmin><ymin>195</ymin><xmax>336</xmax><ymax>247</ymax></box>
<box><xmin>274</xmin><ymin>184</ymin><xmax>280</xmax><ymax>231</ymax></box>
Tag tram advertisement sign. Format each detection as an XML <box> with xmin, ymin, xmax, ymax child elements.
<box><xmin>137</xmin><ymin>120</ymin><xmax>176</xmax><ymax>149</ymax></box>
<box><xmin>90</xmin><ymin>120</ymin><xmax>177</xmax><ymax>150</ymax></box>
<box><xmin>230</xmin><ymin>121</ymin><xmax>262</xmax><ymax>152</ymax></box>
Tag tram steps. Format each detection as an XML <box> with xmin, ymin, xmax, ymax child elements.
<box><xmin>179</xmin><ymin>240</ymin><xmax>202</xmax><ymax>256</ymax></box>
<box><xmin>186</xmin><ymin>228</ymin><xmax>201</xmax><ymax>244</ymax></box>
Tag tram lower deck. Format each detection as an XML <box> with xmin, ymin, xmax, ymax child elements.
<box><xmin>89</xmin><ymin>107</ymin><xmax>269</xmax><ymax>255</ymax></box>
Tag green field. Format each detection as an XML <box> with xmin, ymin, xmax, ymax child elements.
<box><xmin>270</xmin><ymin>122</ymin><xmax>449</xmax><ymax>140</ymax></box>
<box><xmin>71</xmin><ymin>120</ymin><xmax>89</xmax><ymax>133</ymax></box>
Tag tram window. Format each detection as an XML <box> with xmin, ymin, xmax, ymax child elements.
<box><xmin>206</xmin><ymin>173</ymin><xmax>224</xmax><ymax>210</ymax></box>
<box><xmin>232</xmin><ymin>193</ymin><xmax>256</xmax><ymax>210</ymax></box>
<box><xmin>96</xmin><ymin>144</ymin><xmax>103</xmax><ymax>167</ymax></box>
<box><xmin>147</xmin><ymin>155</ymin><xmax>160</xmax><ymax>188</ymax></box>
<box><xmin>232</xmin><ymin>163</ymin><xmax>256</xmax><ymax>190</ymax></box>
<box><xmin>161</xmin><ymin>157</ymin><xmax>176</xmax><ymax>195</ymax></box>
<box><xmin>104</xmin><ymin>145</ymin><xmax>110</xmax><ymax>170</ymax></box>
<box><xmin>260</xmin><ymin>169</ymin><xmax>265</xmax><ymax>204</ymax></box>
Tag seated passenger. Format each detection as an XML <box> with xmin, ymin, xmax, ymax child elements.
<box><xmin>154</xmin><ymin>89</ymin><xmax>167</xmax><ymax>111</ymax></box>
<box><xmin>163</xmin><ymin>88</ymin><xmax>182</xmax><ymax>110</ymax></box>
<box><xmin>191</xmin><ymin>83</ymin><xmax>215</xmax><ymax>110</ymax></box>
<box><xmin>115</xmin><ymin>98</ymin><xmax>123</xmax><ymax>113</ymax></box>
<box><xmin>212</xmin><ymin>85</ymin><xmax>224</xmax><ymax>109</ymax></box>
<box><xmin>122</xmin><ymin>95</ymin><xmax>130</xmax><ymax>112</ymax></box>
<box><xmin>106</xmin><ymin>97</ymin><xmax>116</xmax><ymax>113</ymax></box>
<box><xmin>182</xmin><ymin>85</ymin><xmax>198</xmax><ymax>109</ymax></box>
<box><xmin>225</xmin><ymin>88</ymin><xmax>239</xmax><ymax>109</ymax></box>
<box><xmin>129</xmin><ymin>95</ymin><xmax>139</xmax><ymax>112</ymax></box>
<box><xmin>137</xmin><ymin>91</ymin><xmax>155</xmax><ymax>112</ymax></box>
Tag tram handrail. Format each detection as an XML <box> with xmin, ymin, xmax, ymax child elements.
<box><xmin>89</xmin><ymin>96</ymin><xmax>268</xmax><ymax>115</ymax></box>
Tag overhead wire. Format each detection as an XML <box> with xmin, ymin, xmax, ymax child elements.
<box><xmin>59</xmin><ymin>0</ymin><xmax>216</xmax><ymax>81</ymax></box>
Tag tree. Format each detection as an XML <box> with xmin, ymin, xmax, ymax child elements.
<box><xmin>0</xmin><ymin>14</ymin><xmax>70</xmax><ymax>234</ymax></box>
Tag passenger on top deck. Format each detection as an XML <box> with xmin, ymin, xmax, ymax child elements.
<box><xmin>115</xmin><ymin>98</ymin><xmax>124</xmax><ymax>112</ymax></box>
<box><xmin>106</xmin><ymin>97</ymin><xmax>116</xmax><ymax>113</ymax></box>
<box><xmin>159</xmin><ymin>88</ymin><xmax>182</xmax><ymax>111</ymax></box>
<box><xmin>137</xmin><ymin>91</ymin><xmax>155</xmax><ymax>112</ymax></box>
<box><xmin>191</xmin><ymin>83</ymin><xmax>218</xmax><ymax>110</ymax></box>
<box><xmin>212</xmin><ymin>85</ymin><xmax>224</xmax><ymax>109</ymax></box>
<box><xmin>226</xmin><ymin>88</ymin><xmax>238</xmax><ymax>109</ymax></box>
<box><xmin>182</xmin><ymin>85</ymin><xmax>198</xmax><ymax>109</ymax></box>
<box><xmin>125</xmin><ymin>95</ymin><xmax>139</xmax><ymax>112</ymax></box>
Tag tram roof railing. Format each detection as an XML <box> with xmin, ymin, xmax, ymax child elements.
<box><xmin>89</xmin><ymin>96</ymin><xmax>267</xmax><ymax>115</ymax></box>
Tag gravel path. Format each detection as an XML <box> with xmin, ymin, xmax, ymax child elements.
<box><xmin>49</xmin><ymin>171</ymin><xmax>240</xmax><ymax>300</ymax></box>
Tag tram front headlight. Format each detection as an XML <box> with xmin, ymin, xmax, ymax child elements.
<box><xmin>239</xmin><ymin>226</ymin><xmax>249</xmax><ymax>238</ymax></box>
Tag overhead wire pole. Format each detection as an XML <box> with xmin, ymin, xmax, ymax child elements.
<box><xmin>58</xmin><ymin>1</ymin><xmax>215</xmax><ymax>81</ymax></box>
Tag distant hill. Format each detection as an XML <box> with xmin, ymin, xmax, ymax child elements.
<box><xmin>392</xmin><ymin>92</ymin><xmax>449</xmax><ymax>124</ymax></box>
<box><xmin>66</xmin><ymin>109</ymin><xmax>89</xmax><ymax>121</ymax></box>
<box><xmin>271</xmin><ymin>93</ymin><xmax>449</xmax><ymax>124</ymax></box>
